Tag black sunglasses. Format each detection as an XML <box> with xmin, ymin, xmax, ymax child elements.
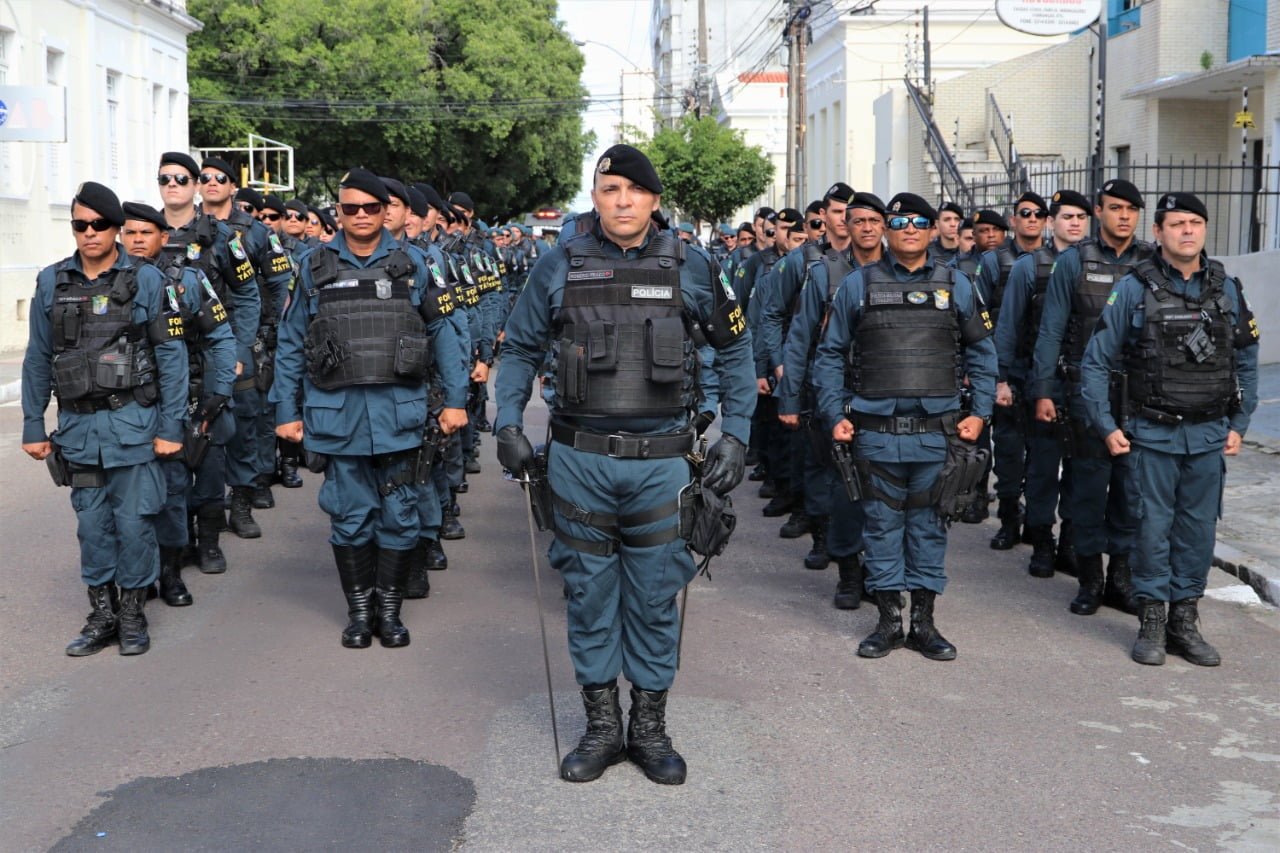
<box><xmin>285</xmin><ymin>211</ymin><xmax>305</xmax><ymax>221</ymax></box>
<box><xmin>808</xmin><ymin>219</ymin><xmax>825</xmax><ymax>229</ymax></box>
<box><xmin>763</xmin><ymin>228</ymin><xmax>776</xmax><ymax>238</ymax></box>
<box><xmin>262</xmin><ymin>212</ymin><xmax>282</xmax><ymax>222</ymax></box>
<box><xmin>339</xmin><ymin>201</ymin><xmax>384</xmax><ymax>216</ymax></box>
<box><xmin>199</xmin><ymin>172</ymin><xmax>231</xmax><ymax>185</ymax></box>
<box><xmin>236</xmin><ymin>202</ymin><xmax>256</xmax><ymax>213</ymax></box>
<box><xmin>71</xmin><ymin>218</ymin><xmax>114</xmax><ymax>233</ymax></box>
<box><xmin>157</xmin><ymin>174</ymin><xmax>192</xmax><ymax>186</ymax></box>
<box><xmin>886</xmin><ymin>215</ymin><xmax>931</xmax><ymax>231</ymax></box>
<box><xmin>1016</xmin><ymin>208</ymin><xmax>1047</xmax><ymax>219</ymax></box>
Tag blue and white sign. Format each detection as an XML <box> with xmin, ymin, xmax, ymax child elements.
<box><xmin>0</xmin><ymin>86</ymin><xmax>67</xmax><ymax>142</ymax></box>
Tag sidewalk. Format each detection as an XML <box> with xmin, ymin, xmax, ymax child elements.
<box><xmin>2</xmin><ymin>348</ymin><xmax>1277</xmax><ymax>602</ymax></box>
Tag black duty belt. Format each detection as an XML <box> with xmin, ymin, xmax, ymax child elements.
<box><xmin>60</xmin><ymin>395</ymin><xmax>129</xmax><ymax>414</ymax></box>
<box><xmin>1133</xmin><ymin>404</ymin><xmax>1229</xmax><ymax>426</ymax></box>
<box><xmin>850</xmin><ymin>412</ymin><xmax>957</xmax><ymax>435</ymax></box>
<box><xmin>550</xmin><ymin>422</ymin><xmax>694</xmax><ymax>459</ymax></box>
<box><xmin>233</xmin><ymin>376</ymin><xmax>258</xmax><ymax>392</ymax></box>
<box><xmin>552</xmin><ymin>493</ymin><xmax>682</xmax><ymax>557</ymax></box>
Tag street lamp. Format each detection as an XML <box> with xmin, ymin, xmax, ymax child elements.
<box><xmin>573</xmin><ymin>38</ymin><xmax>678</xmax><ymax>100</ymax></box>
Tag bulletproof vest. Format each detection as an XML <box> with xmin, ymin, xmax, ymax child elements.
<box><xmin>1064</xmin><ymin>238</ymin><xmax>1155</xmax><ymax>367</ymax></box>
<box><xmin>49</xmin><ymin>262</ymin><xmax>158</xmax><ymax>404</ymax></box>
<box><xmin>160</xmin><ymin>215</ymin><xmax>230</xmax><ymax>305</ymax></box>
<box><xmin>1015</xmin><ymin>246</ymin><xmax>1058</xmax><ymax>360</ymax></box>
<box><xmin>849</xmin><ymin>262</ymin><xmax>962</xmax><ymax>398</ymax></box>
<box><xmin>1125</xmin><ymin>258</ymin><xmax>1236</xmax><ymax>418</ymax></box>
<box><xmin>953</xmin><ymin>253</ymin><xmax>980</xmax><ymax>280</ymax></box>
<box><xmin>552</xmin><ymin>229</ymin><xmax>697</xmax><ymax>419</ymax></box>
<box><xmin>801</xmin><ymin>244</ymin><xmax>854</xmax><ymax>363</ymax></box>
<box><xmin>303</xmin><ymin>247</ymin><xmax>432</xmax><ymax>390</ymax></box>
<box><xmin>987</xmin><ymin>243</ymin><xmax>1021</xmax><ymax>325</ymax></box>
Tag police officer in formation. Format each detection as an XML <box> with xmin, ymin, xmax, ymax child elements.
<box><xmin>1080</xmin><ymin>192</ymin><xmax>1258</xmax><ymax>665</ymax></box>
<box><xmin>271</xmin><ymin>168</ymin><xmax>467</xmax><ymax>649</ymax></box>
<box><xmin>816</xmin><ymin>193</ymin><xmax>996</xmax><ymax>661</ymax></box>
<box><xmin>495</xmin><ymin>144</ymin><xmax>755</xmax><ymax>785</ymax></box>
<box><xmin>23</xmin><ymin>183</ymin><xmax>189</xmax><ymax>656</ymax></box>
<box><xmin>1033</xmin><ymin>179</ymin><xmax>1152</xmax><ymax>618</ymax></box>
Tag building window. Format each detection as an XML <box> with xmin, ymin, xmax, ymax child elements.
<box><xmin>1108</xmin><ymin>0</ymin><xmax>1143</xmax><ymax>35</ymax></box>
<box><xmin>106</xmin><ymin>70</ymin><xmax>122</xmax><ymax>179</ymax></box>
<box><xmin>46</xmin><ymin>48</ymin><xmax>69</xmax><ymax>201</ymax></box>
<box><xmin>1115</xmin><ymin>145</ymin><xmax>1131</xmax><ymax>180</ymax></box>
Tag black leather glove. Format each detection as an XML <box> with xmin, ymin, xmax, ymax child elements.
<box><xmin>197</xmin><ymin>394</ymin><xmax>229</xmax><ymax>424</ymax></box>
<box><xmin>693</xmin><ymin>410</ymin><xmax>716</xmax><ymax>437</ymax></box>
<box><xmin>496</xmin><ymin>425</ymin><xmax>534</xmax><ymax>475</ymax></box>
<box><xmin>701</xmin><ymin>435</ymin><xmax>745</xmax><ymax>496</ymax></box>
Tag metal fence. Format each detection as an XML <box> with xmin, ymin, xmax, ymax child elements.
<box><xmin>966</xmin><ymin>157</ymin><xmax>1280</xmax><ymax>258</ymax></box>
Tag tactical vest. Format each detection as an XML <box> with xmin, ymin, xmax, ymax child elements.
<box><xmin>800</xmin><ymin>243</ymin><xmax>854</xmax><ymax>362</ymax></box>
<box><xmin>1015</xmin><ymin>246</ymin><xmax>1058</xmax><ymax>360</ymax></box>
<box><xmin>153</xmin><ymin>260</ymin><xmax>228</xmax><ymax>388</ymax></box>
<box><xmin>953</xmin><ymin>253</ymin><xmax>980</xmax><ymax>280</ymax></box>
<box><xmin>1125</xmin><ymin>258</ymin><xmax>1236</xmax><ymax>420</ymax></box>
<box><xmin>987</xmin><ymin>243</ymin><xmax>1021</xmax><ymax>325</ymax></box>
<box><xmin>1064</xmin><ymin>239</ymin><xmax>1155</xmax><ymax>368</ymax></box>
<box><xmin>553</xmin><ymin>230</ymin><xmax>698</xmax><ymax>419</ymax></box>
<box><xmin>49</xmin><ymin>262</ymin><xmax>160</xmax><ymax>406</ymax></box>
<box><xmin>849</xmin><ymin>262</ymin><xmax>963</xmax><ymax>398</ymax></box>
<box><xmin>303</xmin><ymin>248</ymin><xmax>433</xmax><ymax>390</ymax></box>
<box><xmin>160</xmin><ymin>215</ymin><xmax>231</xmax><ymax>306</ymax></box>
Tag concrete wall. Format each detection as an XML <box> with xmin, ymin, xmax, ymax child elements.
<box><xmin>1222</xmin><ymin>251</ymin><xmax>1280</xmax><ymax>364</ymax></box>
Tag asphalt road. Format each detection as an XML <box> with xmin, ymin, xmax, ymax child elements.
<box><xmin>0</xmin><ymin>396</ymin><xmax>1277</xmax><ymax>852</ymax></box>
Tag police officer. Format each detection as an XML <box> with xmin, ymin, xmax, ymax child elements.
<box><xmin>23</xmin><ymin>183</ymin><xmax>189</xmax><ymax>655</ymax></box>
<box><xmin>995</xmin><ymin>189</ymin><xmax>1091</xmax><ymax>577</ymax></box>
<box><xmin>271</xmin><ymin>168</ymin><xmax>468</xmax><ymax>649</ymax></box>
<box><xmin>815</xmin><ymin>193</ymin><xmax>996</xmax><ymax>661</ymax></box>
<box><xmin>1033</xmin><ymin>178</ymin><xmax>1153</xmax><ymax>617</ymax></box>
<box><xmin>929</xmin><ymin>200</ymin><xmax>965</xmax><ymax>264</ymax></box>
<box><xmin>1080</xmin><ymin>192</ymin><xmax>1258</xmax><ymax>665</ymax></box>
<box><xmin>494</xmin><ymin>144</ymin><xmax>755</xmax><ymax>785</ymax></box>
<box><xmin>777</xmin><ymin>192</ymin><xmax>885</xmax><ymax>603</ymax></box>
<box><xmin>156</xmin><ymin>151</ymin><xmax>262</xmax><ymax>571</ymax></box>
<box><xmin>121</xmin><ymin>202</ymin><xmax>238</xmax><ymax>606</ymax></box>
<box><xmin>802</xmin><ymin>200</ymin><xmax>826</xmax><ymax>244</ymax></box>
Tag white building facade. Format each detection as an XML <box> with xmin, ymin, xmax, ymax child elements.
<box><xmin>0</xmin><ymin>0</ymin><xmax>199</xmax><ymax>350</ymax></box>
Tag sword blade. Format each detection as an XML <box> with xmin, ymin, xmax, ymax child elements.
<box><xmin>522</xmin><ymin>480</ymin><xmax>561</xmax><ymax>771</ymax></box>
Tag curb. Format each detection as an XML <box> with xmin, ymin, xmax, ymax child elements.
<box><xmin>0</xmin><ymin>379</ymin><xmax>19</xmax><ymax>406</ymax></box>
<box><xmin>1213</xmin><ymin>541</ymin><xmax>1280</xmax><ymax>607</ymax></box>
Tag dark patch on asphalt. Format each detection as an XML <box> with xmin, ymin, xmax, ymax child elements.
<box><xmin>51</xmin><ymin>757</ymin><xmax>475</xmax><ymax>852</ymax></box>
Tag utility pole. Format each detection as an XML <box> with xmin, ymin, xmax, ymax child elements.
<box><xmin>697</xmin><ymin>0</ymin><xmax>709</xmax><ymax>118</ymax></box>
<box><xmin>796</xmin><ymin>3</ymin><xmax>809</xmax><ymax>201</ymax></box>
<box><xmin>785</xmin><ymin>1</ymin><xmax>810</xmax><ymax>203</ymax></box>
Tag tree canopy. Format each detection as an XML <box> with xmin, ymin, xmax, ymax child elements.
<box><xmin>639</xmin><ymin>115</ymin><xmax>774</xmax><ymax>225</ymax></box>
<box><xmin>187</xmin><ymin>0</ymin><xmax>593</xmax><ymax>220</ymax></box>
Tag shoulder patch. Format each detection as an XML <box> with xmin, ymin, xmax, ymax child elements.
<box><xmin>1106</xmin><ymin>290</ymin><xmax>1118</xmax><ymax>306</ymax></box>
<box><xmin>229</xmin><ymin>236</ymin><xmax>246</xmax><ymax>260</ymax></box>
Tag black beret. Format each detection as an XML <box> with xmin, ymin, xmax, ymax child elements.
<box><xmin>235</xmin><ymin>187</ymin><xmax>264</xmax><ymax>211</ymax></box>
<box><xmin>1099</xmin><ymin>178</ymin><xmax>1144</xmax><ymax>208</ymax></box>
<box><xmin>313</xmin><ymin>208</ymin><xmax>337</xmax><ymax>232</ymax></box>
<box><xmin>972</xmin><ymin>208</ymin><xmax>1009</xmax><ymax>229</ymax></box>
<box><xmin>823</xmin><ymin>182</ymin><xmax>857</xmax><ymax>205</ymax></box>
<box><xmin>121</xmin><ymin>201</ymin><xmax>168</xmax><ymax>232</ymax></box>
<box><xmin>339</xmin><ymin>167</ymin><xmax>391</xmax><ymax>204</ymax></box>
<box><xmin>755</xmin><ymin>207</ymin><xmax>776</xmax><ymax>220</ymax></box>
<box><xmin>413</xmin><ymin>183</ymin><xmax>448</xmax><ymax>214</ymax></box>
<box><xmin>201</xmin><ymin>156</ymin><xmax>237</xmax><ymax>182</ymax></box>
<box><xmin>261</xmin><ymin>193</ymin><xmax>286</xmax><ymax>214</ymax></box>
<box><xmin>449</xmin><ymin>191</ymin><xmax>476</xmax><ymax>215</ymax></box>
<box><xmin>737</xmin><ymin>222</ymin><xmax>754</xmax><ymax>235</ymax></box>
<box><xmin>775</xmin><ymin>207</ymin><xmax>803</xmax><ymax>229</ymax></box>
<box><xmin>848</xmin><ymin>191</ymin><xmax>887</xmax><ymax>215</ymax></box>
<box><xmin>764</xmin><ymin>209</ymin><xmax>778</xmax><ymax>223</ymax></box>
<box><xmin>72</xmin><ymin>181</ymin><xmax>125</xmax><ymax>226</ymax></box>
<box><xmin>886</xmin><ymin>193</ymin><xmax>937</xmax><ymax>222</ymax></box>
<box><xmin>381</xmin><ymin>177</ymin><xmax>410</xmax><ymax>206</ymax></box>
<box><xmin>1014</xmin><ymin>191</ymin><xmax>1047</xmax><ymax>212</ymax></box>
<box><xmin>595</xmin><ymin>144</ymin><xmax>663</xmax><ymax>194</ymax></box>
<box><xmin>939</xmin><ymin>200</ymin><xmax>965</xmax><ymax>218</ymax></box>
<box><xmin>406</xmin><ymin>187</ymin><xmax>429</xmax><ymax>217</ymax></box>
<box><xmin>960</xmin><ymin>217</ymin><xmax>974</xmax><ymax>230</ymax></box>
<box><xmin>1049</xmin><ymin>189</ymin><xmax>1092</xmax><ymax>216</ymax></box>
<box><xmin>285</xmin><ymin>198</ymin><xmax>309</xmax><ymax>216</ymax></box>
<box><xmin>805</xmin><ymin>199</ymin><xmax>824</xmax><ymax>216</ymax></box>
<box><xmin>159</xmin><ymin>151</ymin><xmax>199</xmax><ymax>177</ymax></box>
<box><xmin>1156</xmin><ymin>191</ymin><xmax>1208</xmax><ymax>221</ymax></box>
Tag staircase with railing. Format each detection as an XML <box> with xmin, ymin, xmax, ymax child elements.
<box><xmin>905</xmin><ymin>79</ymin><xmax>973</xmax><ymax>211</ymax></box>
<box><xmin>987</xmin><ymin>93</ymin><xmax>1032</xmax><ymax>201</ymax></box>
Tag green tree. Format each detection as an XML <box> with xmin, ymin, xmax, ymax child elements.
<box><xmin>639</xmin><ymin>115</ymin><xmax>774</xmax><ymax>225</ymax></box>
<box><xmin>186</xmin><ymin>0</ymin><xmax>592</xmax><ymax>219</ymax></box>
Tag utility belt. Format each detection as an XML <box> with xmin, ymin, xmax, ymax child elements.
<box><xmin>552</xmin><ymin>492</ymin><xmax>682</xmax><ymax>557</ymax></box>
<box><xmin>1131</xmin><ymin>403</ymin><xmax>1231</xmax><ymax>426</ymax></box>
<box><xmin>849</xmin><ymin>411</ymin><xmax>959</xmax><ymax>436</ymax></box>
<box><xmin>233</xmin><ymin>376</ymin><xmax>258</xmax><ymax>393</ymax></box>
<box><xmin>59</xmin><ymin>392</ymin><xmax>145</xmax><ymax>414</ymax></box>
<box><xmin>549</xmin><ymin>421</ymin><xmax>695</xmax><ymax>459</ymax></box>
<box><xmin>45</xmin><ymin>441</ymin><xmax>106</xmax><ymax>488</ymax></box>
<box><xmin>370</xmin><ymin>447</ymin><xmax>420</xmax><ymax>496</ymax></box>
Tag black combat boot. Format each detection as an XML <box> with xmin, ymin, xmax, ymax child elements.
<box><xmin>277</xmin><ymin>440</ymin><xmax>304</xmax><ymax>488</ymax></box>
<box><xmin>857</xmin><ymin>590</ymin><xmax>906</xmax><ymax>658</ymax></box>
<box><xmin>1069</xmin><ymin>554</ymin><xmax>1105</xmax><ymax>615</ymax></box>
<box><xmin>424</xmin><ymin>537</ymin><xmax>448</xmax><ymax>570</ymax></box>
<box><xmin>959</xmin><ymin>493</ymin><xmax>990</xmax><ymax>524</ymax></box>
<box><xmin>116</xmin><ymin>586</ymin><xmax>151</xmax><ymax>655</ymax></box>
<box><xmin>905</xmin><ymin>589</ymin><xmax>957</xmax><ymax>661</ymax></box>
<box><xmin>989</xmin><ymin>499</ymin><xmax>1022</xmax><ymax>549</ymax></box>
<box><xmin>374</xmin><ymin>547</ymin><xmax>412</xmax><ymax>648</ymax></box>
<box><xmin>560</xmin><ymin>683</ymin><xmax>626</xmax><ymax>782</ymax></box>
<box><xmin>1166</xmin><ymin>598</ymin><xmax>1220</xmax><ymax>666</ymax></box>
<box><xmin>803</xmin><ymin>516</ymin><xmax>831</xmax><ymax>570</ymax></box>
<box><xmin>1024</xmin><ymin>525</ymin><xmax>1055</xmax><ymax>578</ymax></box>
<box><xmin>747</xmin><ymin>462</ymin><xmax>766</xmax><ymax>481</ymax></box>
<box><xmin>779</xmin><ymin>510</ymin><xmax>810</xmax><ymax>539</ymax></box>
<box><xmin>181</xmin><ymin>511</ymin><xmax>199</xmax><ymax>567</ymax></box>
<box><xmin>227</xmin><ymin>486</ymin><xmax>262</xmax><ymax>539</ymax></box>
<box><xmin>1055</xmin><ymin>520</ymin><xmax>1078</xmax><ymax>576</ymax></box>
<box><xmin>405</xmin><ymin>540</ymin><xmax>431</xmax><ymax>600</ymax></box>
<box><xmin>440</xmin><ymin>506</ymin><xmax>465</xmax><ymax>541</ymax></box>
<box><xmin>158</xmin><ymin>545</ymin><xmax>193</xmax><ymax>607</ymax></box>
<box><xmin>1103</xmin><ymin>553</ymin><xmax>1138</xmax><ymax>615</ymax></box>
<box><xmin>626</xmin><ymin>688</ymin><xmax>686</xmax><ymax>785</ymax></box>
<box><xmin>464</xmin><ymin>454</ymin><xmax>481</xmax><ymax>475</ymax></box>
<box><xmin>196</xmin><ymin>504</ymin><xmax>228</xmax><ymax>573</ymax></box>
<box><xmin>756</xmin><ymin>478</ymin><xmax>777</xmax><ymax>499</ymax></box>
<box><xmin>1131</xmin><ymin>599</ymin><xmax>1167</xmax><ymax>666</ymax></box>
<box><xmin>333</xmin><ymin>544</ymin><xmax>377</xmax><ymax>649</ymax></box>
<box><xmin>65</xmin><ymin>584</ymin><xmax>118</xmax><ymax>657</ymax></box>
<box><xmin>251</xmin><ymin>474</ymin><xmax>275</xmax><ymax>509</ymax></box>
<box><xmin>832</xmin><ymin>553</ymin><xmax>863</xmax><ymax>610</ymax></box>
<box><xmin>761</xmin><ymin>481</ymin><xmax>792</xmax><ymax>517</ymax></box>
